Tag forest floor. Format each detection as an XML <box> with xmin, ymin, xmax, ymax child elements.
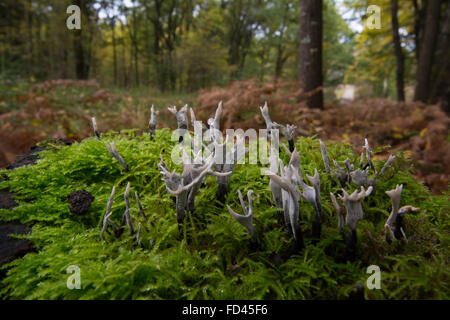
<box><xmin>0</xmin><ymin>78</ymin><xmax>448</xmax><ymax>194</ymax></box>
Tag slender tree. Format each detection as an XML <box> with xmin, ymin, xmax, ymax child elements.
<box><xmin>298</xmin><ymin>0</ymin><xmax>323</xmax><ymax>109</ymax></box>
<box><xmin>391</xmin><ymin>0</ymin><xmax>405</xmax><ymax>101</ymax></box>
<box><xmin>414</xmin><ymin>0</ymin><xmax>441</xmax><ymax>102</ymax></box>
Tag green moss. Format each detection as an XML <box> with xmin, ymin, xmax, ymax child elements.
<box><xmin>0</xmin><ymin>129</ymin><xmax>448</xmax><ymax>299</ymax></box>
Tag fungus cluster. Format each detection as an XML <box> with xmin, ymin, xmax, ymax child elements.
<box><xmin>92</xmin><ymin>102</ymin><xmax>419</xmax><ymax>262</ymax></box>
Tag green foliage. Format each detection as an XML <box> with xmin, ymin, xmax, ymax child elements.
<box><xmin>0</xmin><ymin>74</ymin><xmax>31</xmax><ymax>113</ymax></box>
<box><xmin>0</xmin><ymin>129</ymin><xmax>448</xmax><ymax>299</ymax></box>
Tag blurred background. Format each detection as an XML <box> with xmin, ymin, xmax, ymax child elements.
<box><xmin>0</xmin><ymin>0</ymin><xmax>449</xmax><ymax>193</ymax></box>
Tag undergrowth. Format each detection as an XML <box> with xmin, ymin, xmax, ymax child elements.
<box><xmin>0</xmin><ymin>128</ymin><xmax>448</xmax><ymax>299</ymax></box>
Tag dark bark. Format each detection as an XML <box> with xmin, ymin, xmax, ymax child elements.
<box><xmin>299</xmin><ymin>0</ymin><xmax>323</xmax><ymax>109</ymax></box>
<box><xmin>431</xmin><ymin>2</ymin><xmax>450</xmax><ymax>114</ymax></box>
<box><xmin>26</xmin><ymin>0</ymin><xmax>33</xmax><ymax>76</ymax></box>
<box><xmin>74</xmin><ymin>27</ymin><xmax>86</xmax><ymax>79</ymax></box>
<box><xmin>414</xmin><ymin>0</ymin><xmax>442</xmax><ymax>102</ymax></box>
<box><xmin>412</xmin><ymin>0</ymin><xmax>424</xmax><ymax>61</ymax></box>
<box><xmin>73</xmin><ymin>0</ymin><xmax>91</xmax><ymax>80</ymax></box>
<box><xmin>345</xmin><ymin>229</ymin><xmax>357</xmax><ymax>262</ymax></box>
<box><xmin>391</xmin><ymin>0</ymin><xmax>405</xmax><ymax>101</ymax></box>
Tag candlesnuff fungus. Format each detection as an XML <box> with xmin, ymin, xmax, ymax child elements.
<box><xmin>320</xmin><ymin>138</ymin><xmax>396</xmax><ymax>188</ymax></box>
<box><xmin>268</xmin><ymin>150</ymin><xmax>282</xmax><ymax>209</ymax></box>
<box><xmin>338</xmin><ymin>186</ymin><xmax>373</xmax><ymax>260</ymax></box>
<box><xmin>168</xmin><ymin>104</ymin><xmax>188</xmax><ymax>143</ymax></box>
<box><xmin>227</xmin><ymin>190</ymin><xmax>258</xmax><ymax>244</ymax></box>
<box><xmin>266</xmin><ymin>149</ymin><xmax>305</xmax><ymax>251</ymax></box>
<box><xmin>190</xmin><ymin>107</ymin><xmax>207</xmax><ymax>131</ymax></box>
<box><xmin>259</xmin><ymin>101</ymin><xmax>297</xmax><ymax>151</ymax></box>
<box><xmin>304</xmin><ymin>169</ymin><xmax>323</xmax><ymax>240</ymax></box>
<box><xmin>105</xmin><ymin>141</ymin><xmax>129</xmax><ymax>173</ymax></box>
<box><xmin>361</xmin><ymin>138</ymin><xmax>375</xmax><ymax>171</ymax></box>
<box><xmin>136</xmin><ymin>223</ymin><xmax>142</xmax><ymax>247</ymax></box>
<box><xmin>135</xmin><ymin>191</ymin><xmax>148</xmax><ymax>223</ymax></box>
<box><xmin>91</xmin><ymin>117</ymin><xmax>100</xmax><ymax>140</ymax></box>
<box><xmin>212</xmin><ymin>134</ymin><xmax>247</xmax><ymax>203</ymax></box>
<box><xmin>149</xmin><ymin>105</ymin><xmax>158</xmax><ymax>140</ymax></box>
<box><xmin>350</xmin><ymin>139</ymin><xmax>396</xmax><ymax>187</ymax></box>
<box><xmin>159</xmin><ymin>153</ymin><xmax>230</xmax><ymax>232</ymax></box>
<box><xmin>100</xmin><ymin>185</ymin><xmax>116</xmax><ymax>240</ymax></box>
<box><xmin>280</xmin><ymin>147</ymin><xmax>323</xmax><ymax>240</ymax></box>
<box><xmin>332</xmin><ymin>159</ymin><xmax>349</xmax><ymax>187</ymax></box>
<box><xmin>260</xmin><ymin>102</ymin><xmax>275</xmax><ymax>140</ymax></box>
<box><xmin>320</xmin><ymin>140</ymin><xmax>350</xmax><ymax>186</ymax></box>
<box><xmin>379</xmin><ymin>154</ymin><xmax>396</xmax><ymax>176</ymax></box>
<box><xmin>384</xmin><ymin>184</ymin><xmax>419</xmax><ymax>242</ymax></box>
<box><xmin>330</xmin><ymin>192</ymin><xmax>344</xmax><ymax>236</ymax></box>
<box><xmin>123</xmin><ymin>182</ymin><xmax>134</xmax><ymax>234</ymax></box>
<box><xmin>274</xmin><ymin>123</ymin><xmax>297</xmax><ymax>152</ymax></box>
<box><xmin>206</xmin><ymin>101</ymin><xmax>223</xmax><ymax>144</ymax></box>
<box><xmin>183</xmin><ymin>148</ymin><xmax>232</xmax><ymax>211</ymax></box>
<box><xmin>319</xmin><ymin>140</ymin><xmax>330</xmax><ymax>174</ymax></box>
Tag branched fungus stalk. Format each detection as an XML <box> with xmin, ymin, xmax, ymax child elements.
<box><xmin>159</xmin><ymin>152</ymin><xmax>229</xmax><ymax>232</ymax></box>
<box><xmin>274</xmin><ymin>123</ymin><xmax>297</xmax><ymax>152</ymax></box>
<box><xmin>320</xmin><ymin>140</ymin><xmax>330</xmax><ymax>174</ymax></box>
<box><xmin>206</xmin><ymin>101</ymin><xmax>223</xmax><ymax>144</ymax></box>
<box><xmin>212</xmin><ymin>134</ymin><xmax>247</xmax><ymax>203</ymax></box>
<box><xmin>105</xmin><ymin>141</ymin><xmax>129</xmax><ymax>173</ymax></box>
<box><xmin>384</xmin><ymin>184</ymin><xmax>419</xmax><ymax>242</ymax></box>
<box><xmin>168</xmin><ymin>104</ymin><xmax>188</xmax><ymax>143</ymax></box>
<box><xmin>227</xmin><ymin>190</ymin><xmax>258</xmax><ymax>245</ymax></box>
<box><xmin>305</xmin><ymin>169</ymin><xmax>323</xmax><ymax>240</ymax></box>
<box><xmin>123</xmin><ymin>182</ymin><xmax>134</xmax><ymax>234</ymax></box>
<box><xmin>330</xmin><ymin>192</ymin><xmax>344</xmax><ymax>236</ymax></box>
<box><xmin>339</xmin><ymin>186</ymin><xmax>373</xmax><ymax>261</ymax></box>
<box><xmin>268</xmin><ymin>150</ymin><xmax>282</xmax><ymax>210</ymax></box>
<box><xmin>266</xmin><ymin>149</ymin><xmax>305</xmax><ymax>251</ymax></box>
<box><xmin>101</xmin><ymin>185</ymin><xmax>119</xmax><ymax>240</ymax></box>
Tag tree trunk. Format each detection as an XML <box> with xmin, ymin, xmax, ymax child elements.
<box><xmin>132</xmin><ymin>5</ymin><xmax>139</xmax><ymax>87</ymax></box>
<box><xmin>298</xmin><ymin>0</ymin><xmax>323</xmax><ymax>109</ymax></box>
<box><xmin>412</xmin><ymin>0</ymin><xmax>423</xmax><ymax>61</ymax></box>
<box><xmin>431</xmin><ymin>2</ymin><xmax>450</xmax><ymax>113</ymax></box>
<box><xmin>391</xmin><ymin>0</ymin><xmax>405</xmax><ymax>101</ymax></box>
<box><xmin>73</xmin><ymin>0</ymin><xmax>88</xmax><ymax>79</ymax></box>
<box><xmin>414</xmin><ymin>0</ymin><xmax>441</xmax><ymax>102</ymax></box>
<box><xmin>26</xmin><ymin>0</ymin><xmax>33</xmax><ymax>76</ymax></box>
<box><xmin>111</xmin><ymin>22</ymin><xmax>117</xmax><ymax>86</ymax></box>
